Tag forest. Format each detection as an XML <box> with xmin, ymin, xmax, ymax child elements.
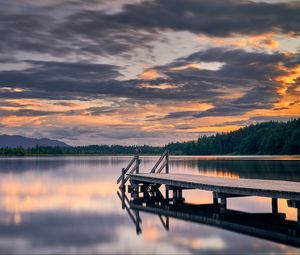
<box><xmin>0</xmin><ymin>119</ymin><xmax>299</xmax><ymax>156</ymax></box>
<box><xmin>166</xmin><ymin>118</ymin><xmax>300</xmax><ymax>155</ymax></box>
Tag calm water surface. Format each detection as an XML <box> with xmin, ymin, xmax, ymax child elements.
<box><xmin>0</xmin><ymin>156</ymin><xmax>300</xmax><ymax>254</ymax></box>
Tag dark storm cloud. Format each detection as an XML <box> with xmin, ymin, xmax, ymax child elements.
<box><xmin>0</xmin><ymin>0</ymin><xmax>299</xmax><ymax>57</ymax></box>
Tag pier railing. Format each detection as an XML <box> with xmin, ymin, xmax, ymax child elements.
<box><xmin>117</xmin><ymin>149</ymin><xmax>141</xmax><ymax>189</ymax></box>
<box><xmin>150</xmin><ymin>150</ymin><xmax>169</xmax><ymax>174</ymax></box>
<box><xmin>117</xmin><ymin>149</ymin><xmax>169</xmax><ymax>190</ymax></box>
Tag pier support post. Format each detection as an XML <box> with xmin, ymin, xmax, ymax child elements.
<box><xmin>165</xmin><ymin>151</ymin><xmax>169</xmax><ymax>174</ymax></box>
<box><xmin>172</xmin><ymin>188</ymin><xmax>184</xmax><ymax>204</ymax></box>
<box><xmin>166</xmin><ymin>216</ymin><xmax>169</xmax><ymax>231</ymax></box>
<box><xmin>135</xmin><ymin>210</ymin><xmax>141</xmax><ymax>235</ymax></box>
<box><xmin>172</xmin><ymin>189</ymin><xmax>178</xmax><ymax>204</ymax></box>
<box><xmin>165</xmin><ymin>185</ymin><xmax>169</xmax><ymax>203</ymax></box>
<box><xmin>130</xmin><ymin>180</ymin><xmax>140</xmax><ymax>199</ymax></box>
<box><xmin>287</xmin><ymin>200</ymin><xmax>300</xmax><ymax>225</ymax></box>
<box><xmin>136</xmin><ymin>149</ymin><xmax>140</xmax><ymax>174</ymax></box>
<box><xmin>121</xmin><ymin>190</ymin><xmax>125</xmax><ymax>209</ymax></box>
<box><xmin>272</xmin><ymin>198</ymin><xmax>278</xmax><ymax>214</ymax></box>
<box><xmin>213</xmin><ymin>192</ymin><xmax>218</xmax><ymax>205</ymax></box>
<box><xmin>220</xmin><ymin>197</ymin><xmax>227</xmax><ymax>213</ymax></box>
<box><xmin>121</xmin><ymin>168</ymin><xmax>126</xmax><ymax>191</ymax></box>
<box><xmin>177</xmin><ymin>189</ymin><xmax>183</xmax><ymax>201</ymax></box>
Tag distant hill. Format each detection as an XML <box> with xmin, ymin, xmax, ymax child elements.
<box><xmin>0</xmin><ymin>135</ymin><xmax>70</xmax><ymax>148</ymax></box>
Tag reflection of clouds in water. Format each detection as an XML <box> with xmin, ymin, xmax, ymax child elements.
<box><xmin>0</xmin><ymin>212</ymin><xmax>126</xmax><ymax>253</ymax></box>
<box><xmin>0</xmin><ymin>176</ymin><xmax>120</xmax><ymax>224</ymax></box>
<box><xmin>0</xmin><ymin>156</ymin><xmax>299</xmax><ymax>254</ymax></box>
<box><xmin>139</xmin><ymin>217</ymin><xmax>297</xmax><ymax>254</ymax></box>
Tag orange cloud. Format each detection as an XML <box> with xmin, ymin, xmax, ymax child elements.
<box><xmin>230</xmin><ymin>34</ymin><xmax>280</xmax><ymax>50</ymax></box>
<box><xmin>197</xmin><ymin>33</ymin><xmax>280</xmax><ymax>51</ymax></box>
<box><xmin>274</xmin><ymin>63</ymin><xmax>300</xmax><ymax>95</ymax></box>
<box><xmin>181</xmin><ymin>125</ymin><xmax>241</xmax><ymax>133</ymax></box>
<box><xmin>139</xmin><ymin>82</ymin><xmax>177</xmax><ymax>90</ymax></box>
<box><xmin>170</xmin><ymin>63</ymin><xmax>201</xmax><ymax>71</ymax></box>
<box><xmin>139</xmin><ymin>69</ymin><xmax>161</xmax><ymax>80</ymax></box>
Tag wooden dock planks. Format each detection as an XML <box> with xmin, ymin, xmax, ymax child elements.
<box><xmin>130</xmin><ymin>173</ymin><xmax>300</xmax><ymax>200</ymax></box>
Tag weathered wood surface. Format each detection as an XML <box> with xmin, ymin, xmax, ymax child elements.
<box><xmin>130</xmin><ymin>173</ymin><xmax>300</xmax><ymax>200</ymax></box>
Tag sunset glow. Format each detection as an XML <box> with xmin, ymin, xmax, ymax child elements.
<box><xmin>0</xmin><ymin>0</ymin><xmax>299</xmax><ymax>146</ymax></box>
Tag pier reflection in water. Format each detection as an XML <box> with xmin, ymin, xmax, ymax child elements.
<box><xmin>1</xmin><ymin>156</ymin><xmax>300</xmax><ymax>254</ymax></box>
<box><xmin>118</xmin><ymin>186</ymin><xmax>300</xmax><ymax>249</ymax></box>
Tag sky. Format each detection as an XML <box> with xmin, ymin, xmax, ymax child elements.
<box><xmin>0</xmin><ymin>0</ymin><xmax>299</xmax><ymax>146</ymax></box>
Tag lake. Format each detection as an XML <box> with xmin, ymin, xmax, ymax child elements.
<box><xmin>0</xmin><ymin>156</ymin><xmax>300</xmax><ymax>254</ymax></box>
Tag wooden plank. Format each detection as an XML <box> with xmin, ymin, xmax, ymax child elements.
<box><xmin>130</xmin><ymin>173</ymin><xmax>300</xmax><ymax>200</ymax></box>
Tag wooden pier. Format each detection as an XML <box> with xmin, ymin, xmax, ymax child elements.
<box><xmin>117</xmin><ymin>150</ymin><xmax>300</xmax><ymax>222</ymax></box>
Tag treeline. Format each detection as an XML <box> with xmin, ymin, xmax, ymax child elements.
<box><xmin>0</xmin><ymin>145</ymin><xmax>163</xmax><ymax>156</ymax></box>
<box><xmin>0</xmin><ymin>119</ymin><xmax>299</xmax><ymax>156</ymax></box>
<box><xmin>166</xmin><ymin>118</ymin><xmax>300</xmax><ymax>155</ymax></box>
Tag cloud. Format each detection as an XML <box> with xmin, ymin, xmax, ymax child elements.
<box><xmin>0</xmin><ymin>0</ymin><xmax>298</xmax><ymax>58</ymax></box>
<box><xmin>151</xmin><ymin>48</ymin><xmax>297</xmax><ymax>119</ymax></box>
<box><xmin>0</xmin><ymin>61</ymin><xmax>122</xmax><ymax>100</ymax></box>
<box><xmin>0</xmin><ymin>0</ymin><xmax>299</xmax><ymax>145</ymax></box>
<box><xmin>102</xmin><ymin>0</ymin><xmax>300</xmax><ymax>36</ymax></box>
<box><xmin>33</xmin><ymin>125</ymin><xmax>163</xmax><ymax>141</ymax></box>
<box><xmin>212</xmin><ymin>116</ymin><xmax>297</xmax><ymax>127</ymax></box>
<box><xmin>0</xmin><ymin>60</ymin><xmax>223</xmax><ymax>102</ymax></box>
<box><xmin>0</xmin><ymin>47</ymin><xmax>297</xmax><ymax>122</ymax></box>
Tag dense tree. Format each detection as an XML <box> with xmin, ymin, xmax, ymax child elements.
<box><xmin>166</xmin><ymin>119</ymin><xmax>300</xmax><ymax>155</ymax></box>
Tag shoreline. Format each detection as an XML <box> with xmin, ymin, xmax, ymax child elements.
<box><xmin>0</xmin><ymin>154</ymin><xmax>300</xmax><ymax>159</ymax></box>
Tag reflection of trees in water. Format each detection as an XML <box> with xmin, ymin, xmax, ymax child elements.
<box><xmin>195</xmin><ymin>160</ymin><xmax>300</xmax><ymax>181</ymax></box>
<box><xmin>0</xmin><ymin>157</ymin><xmax>121</xmax><ymax>173</ymax></box>
<box><xmin>167</xmin><ymin>159</ymin><xmax>300</xmax><ymax>181</ymax></box>
<box><xmin>0</xmin><ymin>159</ymin><xmax>69</xmax><ymax>172</ymax></box>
